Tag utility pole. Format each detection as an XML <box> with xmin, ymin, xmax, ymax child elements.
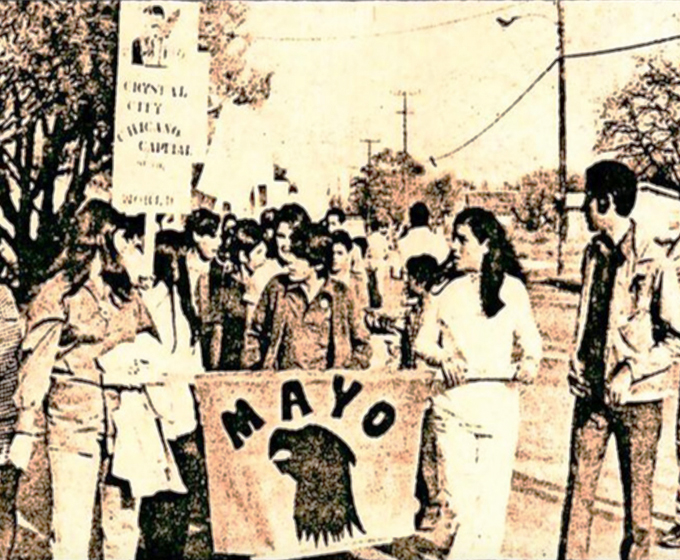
<box><xmin>396</xmin><ymin>92</ymin><xmax>413</xmax><ymax>154</ymax></box>
<box><xmin>556</xmin><ymin>0</ymin><xmax>568</xmax><ymax>276</ymax></box>
<box><xmin>360</xmin><ymin>139</ymin><xmax>381</xmax><ymax>165</ymax></box>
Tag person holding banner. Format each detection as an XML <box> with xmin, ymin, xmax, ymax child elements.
<box><xmin>7</xmin><ymin>201</ymin><xmax>157</xmax><ymax>560</ymax></box>
<box><xmin>273</xmin><ymin>203</ymin><xmax>310</xmax><ymax>267</ymax></box>
<box><xmin>133</xmin><ymin>229</ymin><xmax>207</xmax><ymax>560</ymax></box>
<box><xmin>242</xmin><ymin>222</ymin><xmax>372</xmax><ymax>371</ymax></box>
<box><xmin>415</xmin><ymin>207</ymin><xmax>542</xmax><ymax>560</ymax></box>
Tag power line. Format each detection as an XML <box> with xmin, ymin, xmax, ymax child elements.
<box><xmin>431</xmin><ymin>33</ymin><xmax>680</xmax><ymax>164</ymax></box>
<box><xmin>566</xmin><ymin>32</ymin><xmax>680</xmax><ymax>60</ymax></box>
<box><xmin>248</xmin><ymin>3</ymin><xmax>529</xmax><ymax>43</ymax></box>
<box><xmin>431</xmin><ymin>59</ymin><xmax>557</xmax><ymax>165</ymax></box>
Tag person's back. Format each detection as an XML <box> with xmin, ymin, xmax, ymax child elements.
<box><xmin>398</xmin><ymin>203</ymin><xmax>450</xmax><ymax>266</ymax></box>
<box><xmin>399</xmin><ymin>226</ymin><xmax>450</xmax><ymax>265</ymax></box>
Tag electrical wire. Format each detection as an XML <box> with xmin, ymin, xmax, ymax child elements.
<box><xmin>248</xmin><ymin>3</ymin><xmax>530</xmax><ymax>42</ymax></box>
<box><xmin>431</xmin><ymin>33</ymin><xmax>680</xmax><ymax>164</ymax></box>
<box><xmin>566</xmin><ymin>33</ymin><xmax>680</xmax><ymax>60</ymax></box>
<box><xmin>431</xmin><ymin>59</ymin><xmax>558</xmax><ymax>165</ymax></box>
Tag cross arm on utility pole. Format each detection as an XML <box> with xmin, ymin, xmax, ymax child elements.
<box><xmin>360</xmin><ymin>139</ymin><xmax>381</xmax><ymax>165</ymax></box>
<box><xmin>393</xmin><ymin>90</ymin><xmax>419</xmax><ymax>155</ymax></box>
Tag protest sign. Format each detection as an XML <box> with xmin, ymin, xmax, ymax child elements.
<box><xmin>195</xmin><ymin>369</ymin><xmax>431</xmax><ymax>559</ymax></box>
<box><xmin>113</xmin><ymin>1</ymin><xmax>207</xmax><ymax>213</ymax></box>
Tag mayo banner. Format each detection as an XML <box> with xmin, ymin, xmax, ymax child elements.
<box><xmin>196</xmin><ymin>370</ymin><xmax>431</xmax><ymax>559</ymax></box>
<box><xmin>113</xmin><ymin>1</ymin><xmax>207</xmax><ymax>213</ymax></box>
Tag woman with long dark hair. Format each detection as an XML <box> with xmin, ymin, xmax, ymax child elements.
<box><xmin>134</xmin><ymin>229</ymin><xmax>210</xmax><ymax>560</ymax></box>
<box><xmin>415</xmin><ymin>207</ymin><xmax>542</xmax><ymax>559</ymax></box>
<box><xmin>8</xmin><ymin>200</ymin><xmax>157</xmax><ymax>560</ymax></box>
<box><xmin>220</xmin><ymin>219</ymin><xmax>268</xmax><ymax>367</ymax></box>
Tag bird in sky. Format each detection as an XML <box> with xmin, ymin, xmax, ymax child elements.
<box><xmin>497</xmin><ymin>16</ymin><xmax>520</xmax><ymax>28</ymax></box>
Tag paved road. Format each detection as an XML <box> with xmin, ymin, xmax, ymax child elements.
<box><xmin>503</xmin><ymin>282</ymin><xmax>680</xmax><ymax>559</ymax></box>
<box><xmin>10</xmin><ymin>281</ymin><xmax>680</xmax><ymax>560</ymax></box>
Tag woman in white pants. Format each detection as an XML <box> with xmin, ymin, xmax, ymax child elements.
<box><xmin>415</xmin><ymin>207</ymin><xmax>542</xmax><ymax>559</ymax></box>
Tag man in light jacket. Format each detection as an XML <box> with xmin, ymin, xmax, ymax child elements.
<box><xmin>558</xmin><ymin>161</ymin><xmax>680</xmax><ymax>560</ymax></box>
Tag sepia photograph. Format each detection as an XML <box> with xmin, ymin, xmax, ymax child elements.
<box><xmin>3</xmin><ymin>1</ymin><xmax>680</xmax><ymax>559</ymax></box>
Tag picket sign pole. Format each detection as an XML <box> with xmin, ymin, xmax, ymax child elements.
<box><xmin>144</xmin><ymin>212</ymin><xmax>157</xmax><ymax>279</ymax></box>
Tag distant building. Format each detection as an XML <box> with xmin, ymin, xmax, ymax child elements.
<box><xmin>566</xmin><ymin>181</ymin><xmax>680</xmax><ymax>242</ymax></box>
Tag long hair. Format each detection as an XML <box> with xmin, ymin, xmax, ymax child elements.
<box><xmin>153</xmin><ymin>229</ymin><xmax>197</xmax><ymax>349</ymax></box>
<box><xmin>37</xmin><ymin>200</ymin><xmax>138</xmax><ymax>304</ymax></box>
<box><xmin>228</xmin><ymin>219</ymin><xmax>264</xmax><ymax>272</ymax></box>
<box><xmin>453</xmin><ymin>207</ymin><xmax>525</xmax><ymax>318</ymax></box>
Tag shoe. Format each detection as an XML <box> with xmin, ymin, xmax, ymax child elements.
<box><xmin>659</xmin><ymin>524</ymin><xmax>680</xmax><ymax>548</ymax></box>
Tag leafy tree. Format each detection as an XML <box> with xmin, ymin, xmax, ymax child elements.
<box><xmin>200</xmin><ymin>1</ymin><xmax>273</xmax><ymax>129</ymax></box>
<box><xmin>348</xmin><ymin>148</ymin><xmax>425</xmax><ymax>225</ymax></box>
<box><xmin>0</xmin><ymin>1</ymin><xmax>270</xmax><ymax>300</ymax></box>
<box><xmin>328</xmin><ymin>194</ymin><xmax>346</xmax><ymax>211</ymax></box>
<box><xmin>0</xmin><ymin>1</ymin><xmax>119</xmax><ymax>298</ymax></box>
<box><xmin>508</xmin><ymin>169</ymin><xmax>581</xmax><ymax>232</ymax></box>
<box><xmin>423</xmin><ymin>174</ymin><xmax>460</xmax><ymax>223</ymax></box>
<box><xmin>596</xmin><ymin>56</ymin><xmax>680</xmax><ymax>187</ymax></box>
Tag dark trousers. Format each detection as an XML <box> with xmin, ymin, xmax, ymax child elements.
<box><xmin>414</xmin><ymin>407</ymin><xmax>442</xmax><ymax>529</ymax></box>
<box><xmin>137</xmin><ymin>428</ymin><xmax>213</xmax><ymax>560</ymax></box>
<box><xmin>558</xmin><ymin>397</ymin><xmax>663</xmax><ymax>560</ymax></box>
<box><xmin>672</xmin><ymin>388</ymin><xmax>680</xmax><ymax>524</ymax></box>
<box><xmin>0</xmin><ymin>464</ymin><xmax>19</xmax><ymax>560</ymax></box>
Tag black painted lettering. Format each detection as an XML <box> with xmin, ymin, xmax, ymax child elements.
<box><xmin>221</xmin><ymin>399</ymin><xmax>265</xmax><ymax>450</ymax></box>
<box><xmin>281</xmin><ymin>380</ymin><xmax>313</xmax><ymax>421</ymax></box>
<box><xmin>331</xmin><ymin>374</ymin><xmax>363</xmax><ymax>419</ymax></box>
<box><xmin>362</xmin><ymin>401</ymin><xmax>396</xmax><ymax>438</ymax></box>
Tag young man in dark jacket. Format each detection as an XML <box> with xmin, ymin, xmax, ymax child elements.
<box><xmin>242</xmin><ymin>222</ymin><xmax>372</xmax><ymax>371</ymax></box>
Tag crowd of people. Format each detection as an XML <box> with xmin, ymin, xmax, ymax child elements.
<box><xmin>0</xmin><ymin>159</ymin><xmax>679</xmax><ymax>560</ymax></box>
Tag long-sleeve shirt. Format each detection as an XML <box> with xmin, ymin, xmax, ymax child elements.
<box><xmin>574</xmin><ymin>221</ymin><xmax>680</xmax><ymax>403</ymax></box>
<box><xmin>12</xmin><ymin>272</ymin><xmax>155</xmax><ymax>455</ymax></box>
<box><xmin>415</xmin><ymin>272</ymin><xmax>542</xmax><ymax>433</ymax></box>
<box><xmin>99</xmin><ymin>283</ymin><xmax>202</xmax><ymax>441</ymax></box>
<box><xmin>398</xmin><ymin>226</ymin><xmax>451</xmax><ymax>266</ymax></box>
<box><xmin>242</xmin><ymin>275</ymin><xmax>372</xmax><ymax>371</ymax></box>
<box><xmin>415</xmin><ymin>273</ymin><xmax>542</xmax><ymax>381</ymax></box>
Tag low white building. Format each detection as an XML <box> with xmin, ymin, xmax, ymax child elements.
<box><xmin>565</xmin><ymin>182</ymin><xmax>680</xmax><ymax>243</ymax></box>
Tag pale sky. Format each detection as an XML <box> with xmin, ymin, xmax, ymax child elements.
<box><xmin>200</xmin><ymin>1</ymin><xmax>680</xmax><ymax>218</ymax></box>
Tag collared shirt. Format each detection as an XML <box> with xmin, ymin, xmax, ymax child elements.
<box><xmin>278</xmin><ymin>281</ymin><xmax>334</xmax><ymax>370</ymax></box>
<box><xmin>13</xmin><ymin>272</ymin><xmax>155</xmax><ymax>454</ymax></box>
<box><xmin>243</xmin><ymin>274</ymin><xmax>372</xmax><ymax>371</ymax></box>
<box><xmin>578</xmin><ymin>232</ymin><xmax>626</xmax><ymax>399</ymax></box>
<box><xmin>574</xmin><ymin>220</ymin><xmax>680</xmax><ymax>403</ymax></box>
